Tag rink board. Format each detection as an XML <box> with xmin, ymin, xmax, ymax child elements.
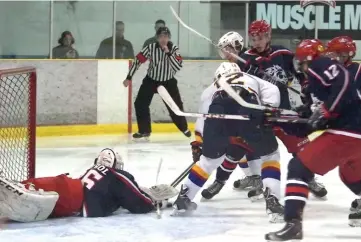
<box><xmin>35</xmin><ymin>123</ymin><xmax>196</xmax><ymax>137</ymax></box>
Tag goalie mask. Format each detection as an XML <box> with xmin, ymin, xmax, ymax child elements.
<box><xmin>217</xmin><ymin>31</ymin><xmax>244</xmax><ymax>60</ymax></box>
<box><xmin>94</xmin><ymin>148</ymin><xmax>124</xmax><ymax>170</ymax></box>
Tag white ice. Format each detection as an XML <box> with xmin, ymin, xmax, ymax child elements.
<box><xmin>1</xmin><ymin>133</ymin><xmax>360</xmax><ymax>242</ymax></box>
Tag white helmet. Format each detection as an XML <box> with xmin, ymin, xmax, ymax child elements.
<box><xmin>95</xmin><ymin>148</ymin><xmax>124</xmax><ymax>170</ymax></box>
<box><xmin>217</xmin><ymin>31</ymin><xmax>244</xmax><ymax>59</ymax></box>
<box><xmin>214</xmin><ymin>62</ymin><xmax>242</xmax><ymax>83</ymax></box>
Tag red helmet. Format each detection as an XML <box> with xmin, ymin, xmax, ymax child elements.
<box><xmin>326</xmin><ymin>36</ymin><xmax>356</xmax><ymax>58</ymax></box>
<box><xmin>248</xmin><ymin>20</ymin><xmax>271</xmax><ymax>37</ymax></box>
<box><xmin>295</xmin><ymin>39</ymin><xmax>325</xmax><ymax>62</ymax></box>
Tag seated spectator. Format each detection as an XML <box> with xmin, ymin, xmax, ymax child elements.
<box><xmin>52</xmin><ymin>31</ymin><xmax>79</xmax><ymax>59</ymax></box>
<box><xmin>96</xmin><ymin>21</ymin><xmax>134</xmax><ymax>59</ymax></box>
<box><xmin>142</xmin><ymin>19</ymin><xmax>166</xmax><ymax>48</ymax></box>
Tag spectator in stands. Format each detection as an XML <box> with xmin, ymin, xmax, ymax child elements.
<box><xmin>142</xmin><ymin>20</ymin><xmax>166</xmax><ymax>48</ymax></box>
<box><xmin>52</xmin><ymin>31</ymin><xmax>79</xmax><ymax>59</ymax></box>
<box><xmin>96</xmin><ymin>21</ymin><xmax>134</xmax><ymax>59</ymax></box>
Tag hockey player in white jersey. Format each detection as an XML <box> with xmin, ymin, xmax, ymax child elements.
<box><xmin>200</xmin><ymin>31</ymin><xmax>327</xmax><ymax>201</ymax></box>
<box><xmin>173</xmin><ymin>62</ymin><xmax>284</xmax><ymax>222</ymax></box>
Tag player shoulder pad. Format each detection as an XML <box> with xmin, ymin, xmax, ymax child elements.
<box><xmin>242</xmin><ymin>49</ymin><xmax>258</xmax><ymax>56</ymax></box>
<box><xmin>270</xmin><ymin>45</ymin><xmax>293</xmax><ymax>55</ymax></box>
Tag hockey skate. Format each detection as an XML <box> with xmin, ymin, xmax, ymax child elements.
<box><xmin>233</xmin><ymin>175</ymin><xmax>261</xmax><ymax>190</ymax></box>
<box><xmin>264</xmin><ymin>187</ymin><xmax>284</xmax><ymax>223</ymax></box>
<box><xmin>308</xmin><ymin>178</ymin><xmax>327</xmax><ymax>199</ymax></box>
<box><xmin>349</xmin><ymin>210</ymin><xmax>361</xmax><ymax>227</ymax></box>
<box><xmin>132</xmin><ymin>132</ymin><xmax>150</xmax><ymax>141</ymax></box>
<box><xmin>201</xmin><ymin>179</ymin><xmax>225</xmax><ymax>200</ymax></box>
<box><xmin>265</xmin><ymin>219</ymin><xmax>303</xmax><ymax>241</ymax></box>
<box><xmin>171</xmin><ymin>185</ymin><xmax>197</xmax><ymax>216</ymax></box>
<box><xmin>350</xmin><ymin>198</ymin><xmax>361</xmax><ymax>212</ymax></box>
<box><xmin>246</xmin><ymin>176</ymin><xmax>263</xmax><ymax>202</ymax></box>
<box><xmin>349</xmin><ymin>198</ymin><xmax>361</xmax><ymax>227</ymax></box>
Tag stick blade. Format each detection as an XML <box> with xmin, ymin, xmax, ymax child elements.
<box><xmin>157</xmin><ymin>86</ymin><xmax>183</xmax><ymax>115</ymax></box>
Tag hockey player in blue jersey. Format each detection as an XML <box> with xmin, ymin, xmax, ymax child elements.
<box><xmin>0</xmin><ymin>148</ymin><xmax>177</xmax><ymax>222</ymax></box>
<box><xmin>266</xmin><ymin>40</ymin><xmax>361</xmax><ymax>241</ymax></box>
<box><xmin>326</xmin><ymin>36</ymin><xmax>361</xmax><ymax>216</ymax></box>
<box><xmin>326</xmin><ymin>36</ymin><xmax>361</xmax><ymax>92</ymax></box>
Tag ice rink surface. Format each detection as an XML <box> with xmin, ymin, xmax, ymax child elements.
<box><xmin>1</xmin><ymin>133</ymin><xmax>360</xmax><ymax>242</ymax></box>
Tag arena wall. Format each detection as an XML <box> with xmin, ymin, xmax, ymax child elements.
<box><xmin>0</xmin><ymin>60</ymin><xmax>225</xmax><ymax>136</ymax></box>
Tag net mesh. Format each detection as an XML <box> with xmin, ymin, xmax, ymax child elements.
<box><xmin>0</xmin><ymin>69</ymin><xmax>36</xmax><ymax>181</ymax></box>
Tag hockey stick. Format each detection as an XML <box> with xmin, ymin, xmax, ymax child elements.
<box><xmin>155</xmin><ymin>158</ymin><xmax>163</xmax><ymax>219</ymax></box>
<box><xmin>170</xmin><ymin>161</ymin><xmax>196</xmax><ymax>188</ymax></box>
<box><xmin>169</xmin><ymin>6</ymin><xmax>303</xmax><ymax>98</ymax></box>
<box><xmin>158</xmin><ymin>86</ymin><xmax>308</xmax><ymax>123</ymax></box>
<box><xmin>157</xmin><ymin>86</ymin><xmax>249</xmax><ymax>121</ymax></box>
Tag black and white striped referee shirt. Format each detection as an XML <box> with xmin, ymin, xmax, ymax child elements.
<box><xmin>126</xmin><ymin>42</ymin><xmax>183</xmax><ymax>82</ymax></box>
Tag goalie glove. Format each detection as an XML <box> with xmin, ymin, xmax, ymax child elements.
<box><xmin>141</xmin><ymin>184</ymin><xmax>179</xmax><ymax>203</ymax></box>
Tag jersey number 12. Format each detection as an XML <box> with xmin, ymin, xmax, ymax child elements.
<box><xmin>324</xmin><ymin>64</ymin><xmax>340</xmax><ymax>80</ymax></box>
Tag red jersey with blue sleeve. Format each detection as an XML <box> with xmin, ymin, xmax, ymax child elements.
<box><xmin>237</xmin><ymin>45</ymin><xmax>298</xmax><ymax>109</ymax></box>
<box><xmin>80</xmin><ymin>164</ymin><xmax>154</xmax><ymax>217</ymax></box>
<box><xmin>307</xmin><ymin>57</ymin><xmax>361</xmax><ymax>133</ymax></box>
<box><xmin>346</xmin><ymin>62</ymin><xmax>361</xmax><ymax>91</ymax></box>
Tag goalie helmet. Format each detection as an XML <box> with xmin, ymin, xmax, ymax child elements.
<box><xmin>214</xmin><ymin>62</ymin><xmax>242</xmax><ymax>83</ymax></box>
<box><xmin>217</xmin><ymin>31</ymin><xmax>244</xmax><ymax>59</ymax></box>
<box><xmin>94</xmin><ymin>148</ymin><xmax>124</xmax><ymax>170</ymax></box>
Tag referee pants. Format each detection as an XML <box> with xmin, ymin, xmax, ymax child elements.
<box><xmin>134</xmin><ymin>75</ymin><xmax>188</xmax><ymax>134</ymax></box>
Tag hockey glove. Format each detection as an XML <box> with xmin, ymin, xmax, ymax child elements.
<box><xmin>307</xmin><ymin>105</ymin><xmax>329</xmax><ymax>130</ymax></box>
<box><xmin>191</xmin><ymin>141</ymin><xmax>202</xmax><ymax>162</ymax></box>
<box><xmin>294</xmin><ymin>104</ymin><xmax>312</xmax><ymax>118</ymax></box>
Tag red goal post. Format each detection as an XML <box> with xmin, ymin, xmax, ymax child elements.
<box><xmin>0</xmin><ymin>67</ymin><xmax>36</xmax><ymax>181</ymax></box>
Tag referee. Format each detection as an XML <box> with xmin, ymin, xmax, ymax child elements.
<box><xmin>123</xmin><ymin>27</ymin><xmax>190</xmax><ymax>140</ymax></box>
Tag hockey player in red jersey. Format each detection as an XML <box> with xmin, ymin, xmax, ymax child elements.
<box><xmin>326</xmin><ymin>36</ymin><xmax>361</xmax><ymax>215</ymax></box>
<box><xmin>265</xmin><ymin>40</ymin><xmax>361</xmax><ymax>241</ymax></box>
<box><xmin>326</xmin><ymin>36</ymin><xmax>361</xmax><ymax>92</ymax></box>
<box><xmin>0</xmin><ymin>148</ymin><xmax>177</xmax><ymax>222</ymax></box>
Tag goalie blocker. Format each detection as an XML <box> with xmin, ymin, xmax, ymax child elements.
<box><xmin>0</xmin><ymin>148</ymin><xmax>178</xmax><ymax>222</ymax></box>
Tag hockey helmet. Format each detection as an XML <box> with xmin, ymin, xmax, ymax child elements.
<box><xmin>248</xmin><ymin>20</ymin><xmax>271</xmax><ymax>37</ymax></box>
<box><xmin>295</xmin><ymin>39</ymin><xmax>325</xmax><ymax>62</ymax></box>
<box><xmin>94</xmin><ymin>148</ymin><xmax>124</xmax><ymax>170</ymax></box>
<box><xmin>293</xmin><ymin>39</ymin><xmax>325</xmax><ymax>72</ymax></box>
<box><xmin>217</xmin><ymin>31</ymin><xmax>244</xmax><ymax>59</ymax></box>
<box><xmin>214</xmin><ymin>62</ymin><xmax>242</xmax><ymax>83</ymax></box>
<box><xmin>326</xmin><ymin>36</ymin><xmax>356</xmax><ymax>61</ymax></box>
<box><xmin>156</xmin><ymin>26</ymin><xmax>171</xmax><ymax>38</ymax></box>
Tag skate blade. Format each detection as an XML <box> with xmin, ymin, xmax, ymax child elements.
<box><xmin>132</xmin><ymin>137</ymin><xmax>150</xmax><ymax>142</ymax></box>
<box><xmin>268</xmin><ymin>213</ymin><xmax>284</xmax><ymax>223</ymax></box>
<box><xmin>349</xmin><ymin>219</ymin><xmax>361</xmax><ymax>227</ymax></box>
<box><xmin>170</xmin><ymin>203</ymin><xmax>197</xmax><ymax>217</ymax></box>
<box><xmin>249</xmin><ymin>194</ymin><xmax>264</xmax><ymax>202</ymax></box>
<box><xmin>266</xmin><ymin>239</ymin><xmax>302</xmax><ymax>242</ymax></box>
<box><xmin>233</xmin><ymin>186</ymin><xmax>252</xmax><ymax>191</ymax></box>
<box><xmin>310</xmin><ymin>193</ymin><xmax>328</xmax><ymax>201</ymax></box>
<box><xmin>200</xmin><ymin>196</ymin><xmax>212</xmax><ymax>202</ymax></box>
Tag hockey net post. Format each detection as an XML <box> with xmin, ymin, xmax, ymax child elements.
<box><xmin>0</xmin><ymin>67</ymin><xmax>37</xmax><ymax>181</ymax></box>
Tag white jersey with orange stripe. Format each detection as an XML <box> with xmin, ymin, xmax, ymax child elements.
<box><xmin>195</xmin><ymin>73</ymin><xmax>280</xmax><ymax>137</ymax></box>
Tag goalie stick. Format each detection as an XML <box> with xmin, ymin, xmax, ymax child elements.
<box><xmin>155</xmin><ymin>158</ymin><xmax>163</xmax><ymax>219</ymax></box>
<box><xmin>157</xmin><ymin>86</ymin><xmax>308</xmax><ymax>123</ymax></box>
<box><xmin>169</xmin><ymin>6</ymin><xmax>304</xmax><ymax>98</ymax></box>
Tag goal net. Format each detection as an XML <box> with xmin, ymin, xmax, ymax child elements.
<box><xmin>0</xmin><ymin>67</ymin><xmax>36</xmax><ymax>181</ymax></box>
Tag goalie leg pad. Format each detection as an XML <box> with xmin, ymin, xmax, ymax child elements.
<box><xmin>0</xmin><ymin>177</ymin><xmax>59</xmax><ymax>222</ymax></box>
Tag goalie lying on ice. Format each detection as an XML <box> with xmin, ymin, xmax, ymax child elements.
<box><xmin>0</xmin><ymin>148</ymin><xmax>178</xmax><ymax>222</ymax></box>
